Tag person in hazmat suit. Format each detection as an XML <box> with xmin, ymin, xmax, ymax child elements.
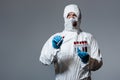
<box><xmin>39</xmin><ymin>4</ymin><xmax>103</xmax><ymax>80</ymax></box>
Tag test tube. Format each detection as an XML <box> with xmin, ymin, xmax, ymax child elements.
<box><xmin>84</xmin><ymin>41</ymin><xmax>87</xmax><ymax>52</ymax></box>
<box><xmin>82</xmin><ymin>41</ymin><xmax>85</xmax><ymax>52</ymax></box>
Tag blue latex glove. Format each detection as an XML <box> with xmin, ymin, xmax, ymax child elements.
<box><xmin>77</xmin><ymin>48</ymin><xmax>89</xmax><ymax>63</ymax></box>
<box><xmin>52</xmin><ymin>35</ymin><xmax>63</xmax><ymax>49</ymax></box>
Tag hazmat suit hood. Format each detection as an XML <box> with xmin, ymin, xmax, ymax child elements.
<box><xmin>63</xmin><ymin>4</ymin><xmax>82</xmax><ymax>33</ymax></box>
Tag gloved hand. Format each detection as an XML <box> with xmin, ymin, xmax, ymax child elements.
<box><xmin>52</xmin><ymin>35</ymin><xmax>63</xmax><ymax>49</ymax></box>
<box><xmin>77</xmin><ymin>48</ymin><xmax>89</xmax><ymax>63</ymax></box>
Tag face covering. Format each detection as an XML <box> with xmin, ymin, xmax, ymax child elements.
<box><xmin>64</xmin><ymin>17</ymin><xmax>80</xmax><ymax>31</ymax></box>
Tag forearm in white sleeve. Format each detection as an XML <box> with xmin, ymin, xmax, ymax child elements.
<box><xmin>39</xmin><ymin>36</ymin><xmax>60</xmax><ymax>65</ymax></box>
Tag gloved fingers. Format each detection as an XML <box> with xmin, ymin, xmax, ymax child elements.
<box><xmin>77</xmin><ymin>47</ymin><xmax>81</xmax><ymax>53</ymax></box>
<box><xmin>77</xmin><ymin>48</ymin><xmax>88</xmax><ymax>58</ymax></box>
<box><xmin>53</xmin><ymin>35</ymin><xmax>63</xmax><ymax>43</ymax></box>
<box><xmin>79</xmin><ymin>52</ymin><xmax>87</xmax><ymax>58</ymax></box>
<box><xmin>52</xmin><ymin>35</ymin><xmax>63</xmax><ymax>49</ymax></box>
<box><xmin>53</xmin><ymin>36</ymin><xmax>62</xmax><ymax>41</ymax></box>
<box><xmin>52</xmin><ymin>41</ymin><xmax>59</xmax><ymax>49</ymax></box>
<box><xmin>77</xmin><ymin>48</ymin><xmax>84</xmax><ymax>58</ymax></box>
<box><xmin>80</xmin><ymin>52</ymin><xmax>89</xmax><ymax>59</ymax></box>
<box><xmin>52</xmin><ymin>38</ymin><xmax>58</xmax><ymax>43</ymax></box>
<box><xmin>53</xmin><ymin>38</ymin><xmax>58</xmax><ymax>43</ymax></box>
<box><xmin>81</xmin><ymin>54</ymin><xmax>89</xmax><ymax>63</ymax></box>
<box><xmin>52</xmin><ymin>35</ymin><xmax>64</xmax><ymax>49</ymax></box>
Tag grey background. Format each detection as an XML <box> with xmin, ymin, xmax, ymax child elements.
<box><xmin>0</xmin><ymin>0</ymin><xmax>120</xmax><ymax>80</ymax></box>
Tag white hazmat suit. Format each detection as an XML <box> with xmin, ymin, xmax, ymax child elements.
<box><xmin>40</xmin><ymin>4</ymin><xmax>103</xmax><ymax>80</ymax></box>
